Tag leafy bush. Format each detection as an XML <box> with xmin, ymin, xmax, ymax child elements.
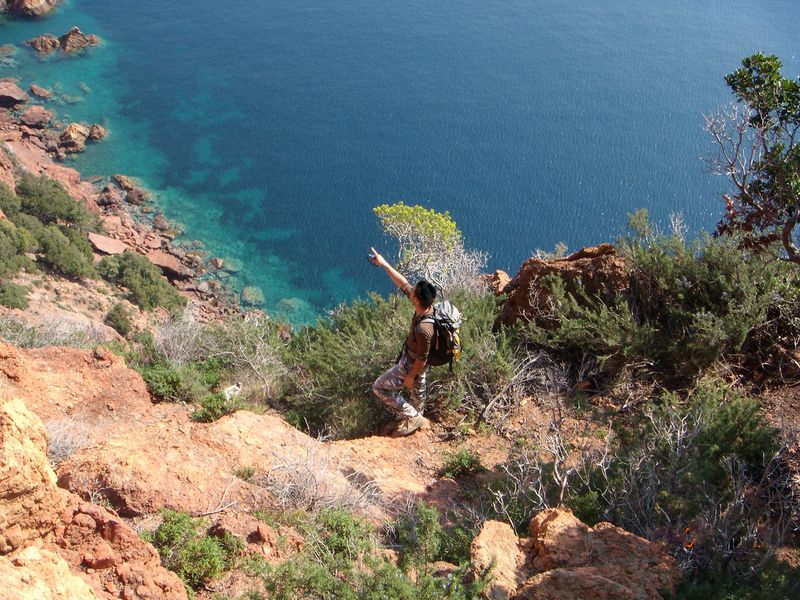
<box><xmin>0</xmin><ymin>282</ymin><xmax>29</xmax><ymax>309</ymax></box>
<box><xmin>0</xmin><ymin>221</ymin><xmax>35</xmax><ymax>278</ymax></box>
<box><xmin>138</xmin><ymin>361</ymin><xmax>211</xmax><ymax>403</ymax></box>
<box><xmin>442</xmin><ymin>448</ymin><xmax>484</xmax><ymax>479</ymax></box>
<box><xmin>0</xmin><ymin>182</ymin><xmax>21</xmax><ymax>216</ymax></box>
<box><xmin>98</xmin><ymin>252</ymin><xmax>185</xmax><ymax>311</ymax></box>
<box><xmin>38</xmin><ymin>225</ymin><xmax>95</xmax><ymax>279</ymax></box>
<box><xmin>16</xmin><ymin>173</ymin><xmax>93</xmax><ymax>227</ymax></box>
<box><xmin>105</xmin><ymin>302</ymin><xmax>132</xmax><ymax>336</ymax></box>
<box><xmin>149</xmin><ymin>510</ymin><xmax>238</xmax><ymax>590</ymax></box>
<box><xmin>522</xmin><ymin>211</ymin><xmax>794</xmax><ymax>383</ymax></box>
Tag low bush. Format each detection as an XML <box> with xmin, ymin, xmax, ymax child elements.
<box><xmin>105</xmin><ymin>302</ymin><xmax>132</xmax><ymax>337</ymax></box>
<box><xmin>148</xmin><ymin>510</ymin><xmax>240</xmax><ymax>591</ymax></box>
<box><xmin>0</xmin><ymin>220</ymin><xmax>36</xmax><ymax>278</ymax></box>
<box><xmin>190</xmin><ymin>391</ymin><xmax>246</xmax><ymax>422</ymax></box>
<box><xmin>256</xmin><ymin>506</ymin><xmax>487</xmax><ymax>600</ymax></box>
<box><xmin>0</xmin><ymin>182</ymin><xmax>21</xmax><ymax>216</ymax></box>
<box><xmin>442</xmin><ymin>448</ymin><xmax>484</xmax><ymax>479</ymax></box>
<box><xmin>98</xmin><ymin>253</ymin><xmax>185</xmax><ymax>311</ymax></box>
<box><xmin>0</xmin><ymin>281</ymin><xmax>29</xmax><ymax>309</ymax></box>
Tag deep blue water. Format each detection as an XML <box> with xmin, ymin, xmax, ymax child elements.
<box><xmin>2</xmin><ymin>0</ymin><xmax>799</xmax><ymax>321</ymax></box>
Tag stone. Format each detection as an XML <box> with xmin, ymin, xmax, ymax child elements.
<box><xmin>146</xmin><ymin>250</ymin><xmax>192</xmax><ymax>280</ymax></box>
<box><xmin>59</xmin><ymin>123</ymin><xmax>89</xmax><ymax>153</ymax></box>
<box><xmin>26</xmin><ymin>34</ymin><xmax>60</xmax><ymax>56</ymax></box>
<box><xmin>0</xmin><ymin>397</ymin><xmax>65</xmax><ymax>554</ymax></box>
<box><xmin>81</xmin><ymin>541</ymin><xmax>117</xmax><ymax>569</ymax></box>
<box><xmin>7</xmin><ymin>0</ymin><xmax>61</xmax><ymax>17</ymax></box>
<box><xmin>241</xmin><ymin>286</ymin><xmax>265</xmax><ymax>307</ymax></box>
<box><xmin>58</xmin><ymin>27</ymin><xmax>99</xmax><ymax>54</ymax></box>
<box><xmin>470</xmin><ymin>520</ymin><xmax>523</xmax><ymax>600</ymax></box>
<box><xmin>87</xmin><ymin>233</ymin><xmax>128</xmax><ymax>255</ymax></box>
<box><xmin>125</xmin><ymin>187</ymin><xmax>150</xmax><ymax>205</ymax></box>
<box><xmin>0</xmin><ymin>547</ymin><xmax>99</xmax><ymax>600</ymax></box>
<box><xmin>87</xmin><ymin>124</ymin><xmax>106</xmax><ymax>141</ymax></box>
<box><xmin>112</xmin><ymin>174</ymin><xmax>137</xmax><ymax>190</ymax></box>
<box><xmin>29</xmin><ymin>84</ymin><xmax>52</xmax><ymax>99</ymax></box>
<box><xmin>19</xmin><ymin>105</ymin><xmax>52</xmax><ymax>128</ymax></box>
<box><xmin>209</xmin><ymin>257</ymin><xmax>225</xmax><ymax>270</ymax></box>
<box><xmin>96</xmin><ymin>185</ymin><xmax>124</xmax><ymax>207</ymax></box>
<box><xmin>496</xmin><ymin>244</ymin><xmax>628</xmax><ymax>329</ymax></box>
<box><xmin>0</xmin><ymin>80</ymin><xmax>29</xmax><ymax>108</ymax></box>
<box><xmin>153</xmin><ymin>213</ymin><xmax>170</xmax><ymax>231</ymax></box>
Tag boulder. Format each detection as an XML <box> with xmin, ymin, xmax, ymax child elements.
<box><xmin>87</xmin><ymin>124</ymin><xmax>106</xmax><ymax>141</ymax></box>
<box><xmin>0</xmin><ymin>397</ymin><xmax>66</xmax><ymax>554</ymax></box>
<box><xmin>6</xmin><ymin>0</ymin><xmax>60</xmax><ymax>17</ymax></box>
<box><xmin>26</xmin><ymin>34</ymin><xmax>60</xmax><ymax>56</ymax></box>
<box><xmin>58</xmin><ymin>27</ymin><xmax>99</xmax><ymax>54</ymax></box>
<box><xmin>482</xmin><ymin>269</ymin><xmax>511</xmax><ymax>296</ymax></box>
<box><xmin>19</xmin><ymin>105</ymin><xmax>52</xmax><ymax>128</ymax></box>
<box><xmin>0</xmin><ymin>80</ymin><xmax>29</xmax><ymax>108</ymax></box>
<box><xmin>152</xmin><ymin>213</ymin><xmax>170</xmax><ymax>231</ymax></box>
<box><xmin>146</xmin><ymin>249</ymin><xmax>193</xmax><ymax>280</ymax></box>
<box><xmin>470</xmin><ymin>521</ymin><xmax>523</xmax><ymax>600</ymax></box>
<box><xmin>496</xmin><ymin>244</ymin><xmax>628</xmax><ymax>328</ymax></box>
<box><xmin>59</xmin><ymin>123</ymin><xmax>89</xmax><ymax>153</ymax></box>
<box><xmin>96</xmin><ymin>185</ymin><xmax>124</xmax><ymax>207</ymax></box>
<box><xmin>0</xmin><ymin>546</ymin><xmax>99</xmax><ymax>600</ymax></box>
<box><xmin>29</xmin><ymin>84</ymin><xmax>52</xmax><ymax>99</ymax></box>
<box><xmin>111</xmin><ymin>174</ymin><xmax>137</xmax><ymax>191</ymax></box>
<box><xmin>125</xmin><ymin>187</ymin><xmax>150</xmax><ymax>204</ymax></box>
<box><xmin>87</xmin><ymin>232</ymin><xmax>128</xmax><ymax>255</ymax></box>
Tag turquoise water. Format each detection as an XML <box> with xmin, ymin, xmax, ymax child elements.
<box><xmin>2</xmin><ymin>0</ymin><xmax>799</xmax><ymax>321</ymax></box>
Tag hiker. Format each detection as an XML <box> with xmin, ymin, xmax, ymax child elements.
<box><xmin>369</xmin><ymin>246</ymin><xmax>434</xmax><ymax>436</ymax></box>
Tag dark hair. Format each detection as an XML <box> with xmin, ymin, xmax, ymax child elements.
<box><xmin>414</xmin><ymin>280</ymin><xmax>437</xmax><ymax>308</ymax></box>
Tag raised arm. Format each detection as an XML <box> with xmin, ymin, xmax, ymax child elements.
<box><xmin>369</xmin><ymin>247</ymin><xmax>410</xmax><ymax>291</ymax></box>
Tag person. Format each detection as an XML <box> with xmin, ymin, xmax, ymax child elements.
<box><xmin>369</xmin><ymin>246</ymin><xmax>436</xmax><ymax>436</ymax></box>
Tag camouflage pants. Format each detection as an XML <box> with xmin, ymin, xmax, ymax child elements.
<box><xmin>372</xmin><ymin>353</ymin><xmax>427</xmax><ymax>418</ymax></box>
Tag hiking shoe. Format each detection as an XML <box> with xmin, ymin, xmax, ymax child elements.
<box><xmin>392</xmin><ymin>414</ymin><xmax>426</xmax><ymax>437</ymax></box>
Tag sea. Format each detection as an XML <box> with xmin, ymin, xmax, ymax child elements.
<box><xmin>2</xmin><ymin>0</ymin><xmax>798</xmax><ymax>322</ymax></box>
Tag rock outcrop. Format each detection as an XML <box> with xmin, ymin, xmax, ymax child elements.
<box><xmin>29</xmin><ymin>83</ymin><xmax>52</xmax><ymax>99</ymax></box>
<box><xmin>26</xmin><ymin>34</ymin><xmax>61</xmax><ymax>55</ymax></box>
<box><xmin>5</xmin><ymin>0</ymin><xmax>60</xmax><ymax>17</ymax></box>
<box><xmin>470</xmin><ymin>509</ymin><xmax>680</xmax><ymax>600</ymax></box>
<box><xmin>496</xmin><ymin>244</ymin><xmax>628</xmax><ymax>328</ymax></box>
<box><xmin>20</xmin><ymin>105</ymin><xmax>52</xmax><ymax>128</ymax></box>
<box><xmin>0</xmin><ymin>396</ymin><xmax>188</xmax><ymax>600</ymax></box>
<box><xmin>26</xmin><ymin>27</ymin><xmax>100</xmax><ymax>56</ymax></box>
<box><xmin>59</xmin><ymin>123</ymin><xmax>90</xmax><ymax>153</ymax></box>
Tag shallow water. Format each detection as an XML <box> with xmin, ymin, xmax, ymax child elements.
<box><xmin>2</xmin><ymin>0</ymin><xmax>799</xmax><ymax>321</ymax></box>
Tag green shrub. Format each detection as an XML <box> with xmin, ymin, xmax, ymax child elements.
<box><xmin>138</xmin><ymin>361</ymin><xmax>210</xmax><ymax>403</ymax></box>
<box><xmin>38</xmin><ymin>225</ymin><xmax>95</xmax><ymax>279</ymax></box>
<box><xmin>442</xmin><ymin>448</ymin><xmax>484</xmax><ymax>479</ymax></box>
<box><xmin>0</xmin><ymin>282</ymin><xmax>29</xmax><ymax>309</ymax></box>
<box><xmin>105</xmin><ymin>303</ymin><xmax>132</xmax><ymax>336</ymax></box>
<box><xmin>98</xmin><ymin>252</ymin><xmax>185</xmax><ymax>311</ymax></box>
<box><xmin>16</xmin><ymin>173</ymin><xmax>93</xmax><ymax>227</ymax></box>
<box><xmin>0</xmin><ymin>182</ymin><xmax>21</xmax><ymax>216</ymax></box>
<box><xmin>150</xmin><ymin>510</ymin><xmax>232</xmax><ymax>590</ymax></box>
<box><xmin>190</xmin><ymin>392</ymin><xmax>245</xmax><ymax>422</ymax></box>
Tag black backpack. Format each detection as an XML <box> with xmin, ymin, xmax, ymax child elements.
<box><xmin>419</xmin><ymin>301</ymin><xmax>462</xmax><ymax>369</ymax></box>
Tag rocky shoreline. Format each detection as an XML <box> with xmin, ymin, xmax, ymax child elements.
<box><xmin>1</xmin><ymin>32</ymin><xmax>247</xmax><ymax>323</ymax></box>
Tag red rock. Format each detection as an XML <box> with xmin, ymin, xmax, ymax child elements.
<box><xmin>87</xmin><ymin>233</ymin><xmax>128</xmax><ymax>255</ymax></box>
<box><xmin>496</xmin><ymin>244</ymin><xmax>628</xmax><ymax>328</ymax></box>
<box><xmin>19</xmin><ymin>105</ymin><xmax>52</xmax><ymax>128</ymax></box>
<box><xmin>25</xmin><ymin>34</ymin><xmax>60</xmax><ymax>55</ymax></box>
<box><xmin>153</xmin><ymin>213</ymin><xmax>170</xmax><ymax>231</ymax></box>
<box><xmin>7</xmin><ymin>0</ymin><xmax>61</xmax><ymax>17</ymax></box>
<box><xmin>87</xmin><ymin>124</ymin><xmax>106</xmax><ymax>141</ymax></box>
<box><xmin>59</xmin><ymin>123</ymin><xmax>89</xmax><ymax>153</ymax></box>
<box><xmin>112</xmin><ymin>174</ymin><xmax>137</xmax><ymax>190</ymax></box>
<box><xmin>146</xmin><ymin>250</ymin><xmax>192</xmax><ymax>280</ymax></box>
<box><xmin>82</xmin><ymin>541</ymin><xmax>117</xmax><ymax>569</ymax></box>
<box><xmin>0</xmin><ymin>81</ymin><xmax>28</xmax><ymax>108</ymax></box>
<box><xmin>470</xmin><ymin>521</ymin><xmax>523</xmax><ymax>599</ymax></box>
<box><xmin>29</xmin><ymin>84</ymin><xmax>52</xmax><ymax>99</ymax></box>
<box><xmin>58</xmin><ymin>27</ymin><xmax>99</xmax><ymax>54</ymax></box>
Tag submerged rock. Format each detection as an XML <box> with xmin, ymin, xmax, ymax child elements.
<box><xmin>241</xmin><ymin>286</ymin><xmax>265</xmax><ymax>306</ymax></box>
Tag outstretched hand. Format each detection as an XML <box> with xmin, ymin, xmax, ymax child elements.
<box><xmin>369</xmin><ymin>246</ymin><xmax>388</xmax><ymax>268</ymax></box>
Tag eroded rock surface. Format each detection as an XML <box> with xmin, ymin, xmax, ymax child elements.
<box><xmin>0</xmin><ymin>80</ymin><xmax>29</xmax><ymax>107</ymax></box>
<box><xmin>470</xmin><ymin>509</ymin><xmax>680</xmax><ymax>600</ymax></box>
<box><xmin>5</xmin><ymin>0</ymin><xmax>60</xmax><ymax>17</ymax></box>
